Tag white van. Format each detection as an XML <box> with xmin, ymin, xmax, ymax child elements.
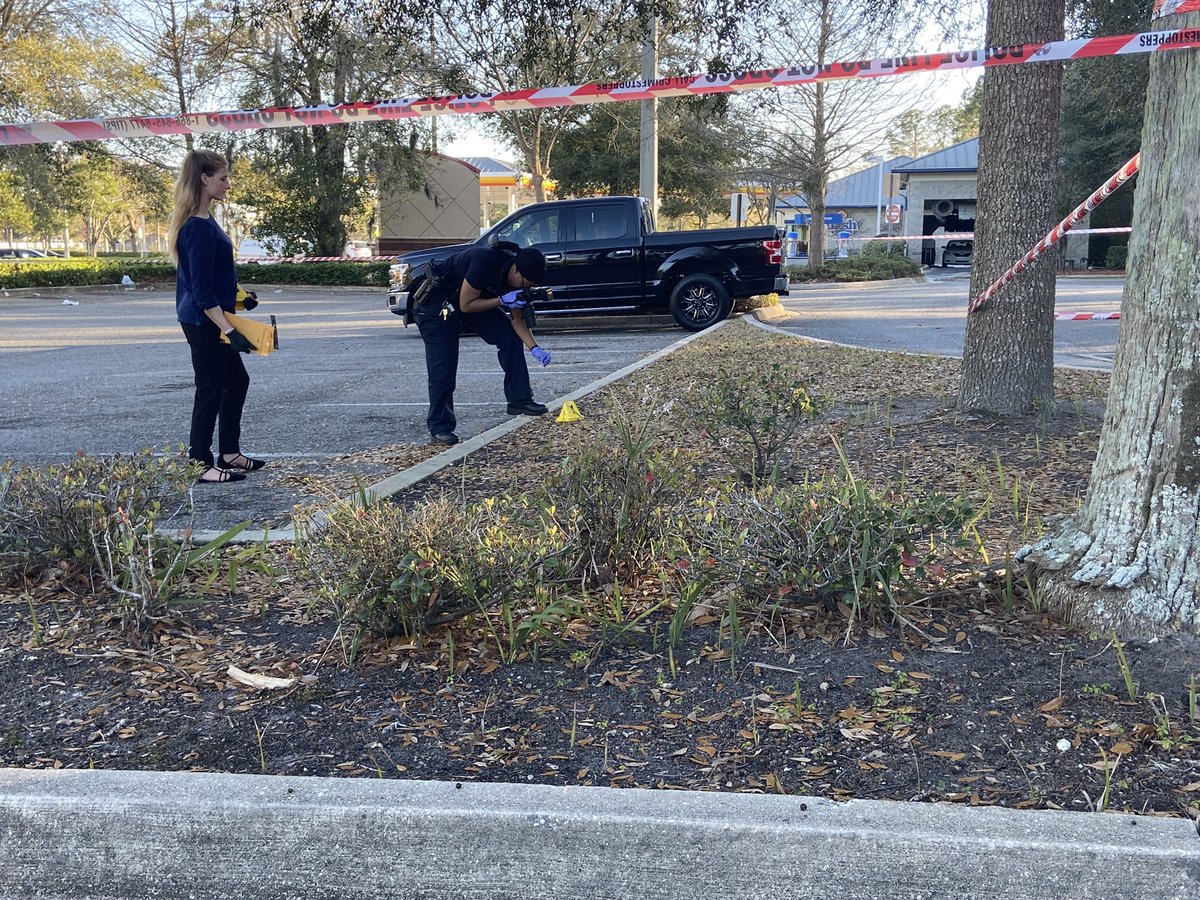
<box><xmin>236</xmin><ymin>235</ymin><xmax>287</xmax><ymax>262</ymax></box>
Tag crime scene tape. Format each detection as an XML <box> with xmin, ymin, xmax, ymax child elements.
<box><xmin>1055</xmin><ymin>311</ymin><xmax>1121</xmax><ymax>320</ymax></box>
<box><xmin>239</xmin><ymin>255</ymin><xmax>399</xmax><ymax>262</ymax></box>
<box><xmin>968</xmin><ymin>154</ymin><xmax>1140</xmax><ymax>313</ymax></box>
<box><xmin>838</xmin><ymin>227</ymin><xmax>1132</xmax><ymax>242</ymax></box>
<box><xmin>1156</xmin><ymin>0</ymin><xmax>1200</xmax><ymax>17</ymax></box>
<box><xmin>1</xmin><ymin>28</ymin><xmax>1199</xmax><ymax>146</ymax></box>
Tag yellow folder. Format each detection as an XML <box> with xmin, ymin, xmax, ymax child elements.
<box><xmin>220</xmin><ymin>311</ymin><xmax>278</xmax><ymax>357</ymax></box>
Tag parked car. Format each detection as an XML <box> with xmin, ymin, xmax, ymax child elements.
<box><xmin>0</xmin><ymin>247</ymin><xmax>53</xmax><ymax>259</ymax></box>
<box><xmin>236</xmin><ymin>235</ymin><xmax>291</xmax><ymax>263</ymax></box>
<box><xmin>344</xmin><ymin>240</ymin><xmax>373</xmax><ymax>258</ymax></box>
<box><xmin>939</xmin><ymin>240</ymin><xmax>973</xmax><ymax>267</ymax></box>
<box><xmin>387</xmin><ymin>196</ymin><xmax>787</xmax><ymax>331</ymax></box>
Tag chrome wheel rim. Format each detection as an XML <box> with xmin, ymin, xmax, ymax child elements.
<box><xmin>680</xmin><ymin>284</ymin><xmax>719</xmax><ymax>324</ymax></box>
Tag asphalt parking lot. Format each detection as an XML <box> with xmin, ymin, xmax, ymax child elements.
<box><xmin>0</xmin><ymin>285</ymin><xmax>684</xmax><ymax>466</ymax></box>
<box><xmin>0</xmin><ymin>285</ymin><xmax>687</xmax><ymax>531</ymax></box>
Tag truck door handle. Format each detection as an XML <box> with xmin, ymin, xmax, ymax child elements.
<box><xmin>611</xmin><ymin>248</ymin><xmax>634</xmax><ymax>258</ymax></box>
<box><xmin>544</xmin><ymin>252</ymin><xmax>563</xmax><ymax>263</ymax></box>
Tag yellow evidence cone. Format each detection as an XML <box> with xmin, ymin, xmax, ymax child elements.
<box><xmin>556</xmin><ymin>400</ymin><xmax>584</xmax><ymax>423</ymax></box>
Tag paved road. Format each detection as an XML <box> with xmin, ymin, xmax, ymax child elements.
<box><xmin>774</xmin><ymin>273</ymin><xmax>1123</xmax><ymax>371</ymax></box>
<box><xmin>0</xmin><ymin>285</ymin><xmax>684</xmax><ymax>467</ymax></box>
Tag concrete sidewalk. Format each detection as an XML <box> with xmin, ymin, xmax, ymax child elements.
<box><xmin>1</xmin><ymin>768</ymin><xmax>1196</xmax><ymax>899</ymax></box>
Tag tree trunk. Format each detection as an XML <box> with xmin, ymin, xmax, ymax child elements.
<box><xmin>958</xmin><ymin>0</ymin><xmax>1065</xmax><ymax>413</ymax></box>
<box><xmin>1020</xmin><ymin>10</ymin><xmax>1200</xmax><ymax>635</ymax></box>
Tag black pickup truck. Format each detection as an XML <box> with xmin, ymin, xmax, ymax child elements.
<box><xmin>387</xmin><ymin>195</ymin><xmax>787</xmax><ymax>331</ymax></box>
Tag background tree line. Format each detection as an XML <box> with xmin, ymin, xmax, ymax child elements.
<box><xmin>0</xmin><ymin>0</ymin><xmax>1146</xmax><ymax>261</ymax></box>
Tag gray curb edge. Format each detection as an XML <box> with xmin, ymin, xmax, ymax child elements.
<box><xmin>1</xmin><ymin>768</ymin><xmax>1196</xmax><ymax>900</ymax></box>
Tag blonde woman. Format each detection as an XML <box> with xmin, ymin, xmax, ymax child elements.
<box><xmin>168</xmin><ymin>149</ymin><xmax>263</xmax><ymax>484</ymax></box>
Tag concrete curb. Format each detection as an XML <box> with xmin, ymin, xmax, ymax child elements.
<box><xmin>1</xmin><ymin>768</ymin><xmax>1195</xmax><ymax>899</ymax></box>
<box><xmin>183</xmin><ymin>319</ymin><xmax>729</xmax><ymax>545</ymax></box>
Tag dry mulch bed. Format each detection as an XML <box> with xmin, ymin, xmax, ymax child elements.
<box><xmin>2</xmin><ymin>318</ymin><xmax>1198</xmax><ymax>823</ymax></box>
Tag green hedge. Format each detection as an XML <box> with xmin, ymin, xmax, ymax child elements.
<box><xmin>1104</xmin><ymin>245</ymin><xmax>1127</xmax><ymax>270</ymax></box>
<box><xmin>0</xmin><ymin>259</ymin><xmax>392</xmax><ymax>289</ymax></box>
<box><xmin>787</xmin><ymin>255</ymin><xmax>922</xmax><ymax>283</ymax></box>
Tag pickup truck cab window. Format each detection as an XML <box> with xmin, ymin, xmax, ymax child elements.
<box><xmin>576</xmin><ymin>203</ymin><xmax>630</xmax><ymax>241</ymax></box>
<box><xmin>492</xmin><ymin>207</ymin><xmax>562</xmax><ymax>247</ymax></box>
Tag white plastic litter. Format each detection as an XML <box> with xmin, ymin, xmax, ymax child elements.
<box><xmin>1056</xmin><ymin>738</ymin><xmax>1072</xmax><ymax>752</ymax></box>
<box><xmin>62</xmin><ymin>298</ymin><xmax>79</xmax><ymax>306</ymax></box>
<box><xmin>120</xmin><ymin>274</ymin><xmax>134</xmax><ymax>286</ymax></box>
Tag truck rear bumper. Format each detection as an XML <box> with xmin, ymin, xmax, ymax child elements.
<box><xmin>774</xmin><ymin>275</ymin><xmax>789</xmax><ymax>296</ymax></box>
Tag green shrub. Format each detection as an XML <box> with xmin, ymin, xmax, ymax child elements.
<box><xmin>0</xmin><ymin>259</ymin><xmax>175</xmax><ymax>288</ymax></box>
<box><xmin>677</xmin><ymin>462</ymin><xmax>973</xmax><ymax>620</ymax></box>
<box><xmin>0</xmin><ymin>449</ymin><xmax>243</xmax><ymax>632</ymax></box>
<box><xmin>235</xmin><ymin>261</ymin><xmax>391</xmax><ymax>286</ymax></box>
<box><xmin>860</xmin><ymin>240</ymin><xmax>907</xmax><ymax>258</ymax></box>
<box><xmin>296</xmin><ymin>492</ymin><xmax>577</xmax><ymax>641</ymax></box>
<box><xmin>542</xmin><ymin>394</ymin><xmax>698</xmax><ymax>583</ymax></box>
<box><xmin>786</xmin><ymin>255</ymin><xmax>920</xmax><ymax>283</ymax></box>
<box><xmin>0</xmin><ymin>259</ymin><xmax>392</xmax><ymax>289</ymax></box>
<box><xmin>689</xmin><ymin>362</ymin><xmax>820</xmax><ymax>483</ymax></box>
<box><xmin>1104</xmin><ymin>245</ymin><xmax>1128</xmax><ymax>270</ymax></box>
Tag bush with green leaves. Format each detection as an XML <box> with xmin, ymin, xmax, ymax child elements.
<box><xmin>1104</xmin><ymin>245</ymin><xmax>1128</xmax><ymax>270</ymax></box>
<box><xmin>676</xmin><ymin>458</ymin><xmax>973</xmax><ymax>619</ymax></box>
<box><xmin>0</xmin><ymin>449</ymin><xmax>240</xmax><ymax>632</ymax></box>
<box><xmin>689</xmin><ymin>362</ymin><xmax>820</xmax><ymax>483</ymax></box>
<box><xmin>296</xmin><ymin>492</ymin><xmax>578</xmax><ymax>641</ymax></box>
<box><xmin>786</xmin><ymin>255</ymin><xmax>921</xmax><ymax>283</ymax></box>
<box><xmin>0</xmin><ymin>259</ymin><xmax>392</xmax><ymax>289</ymax></box>
<box><xmin>860</xmin><ymin>240</ymin><xmax>908</xmax><ymax>258</ymax></box>
<box><xmin>542</xmin><ymin>393</ymin><xmax>700</xmax><ymax>584</ymax></box>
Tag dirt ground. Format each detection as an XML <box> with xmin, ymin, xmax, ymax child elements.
<box><xmin>2</xmin><ymin>318</ymin><xmax>1198</xmax><ymax>823</ymax></box>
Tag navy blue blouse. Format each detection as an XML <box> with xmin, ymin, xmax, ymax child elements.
<box><xmin>175</xmin><ymin>216</ymin><xmax>236</xmax><ymax>326</ymax></box>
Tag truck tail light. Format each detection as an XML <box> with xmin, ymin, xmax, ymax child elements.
<box><xmin>761</xmin><ymin>238</ymin><xmax>782</xmax><ymax>265</ymax></box>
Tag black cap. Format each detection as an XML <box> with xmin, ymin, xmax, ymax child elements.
<box><xmin>515</xmin><ymin>247</ymin><xmax>546</xmax><ymax>284</ymax></box>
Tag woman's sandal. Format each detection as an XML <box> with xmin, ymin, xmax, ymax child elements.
<box><xmin>196</xmin><ymin>466</ymin><xmax>246</xmax><ymax>484</ymax></box>
<box><xmin>217</xmin><ymin>452</ymin><xmax>266</xmax><ymax>472</ymax></box>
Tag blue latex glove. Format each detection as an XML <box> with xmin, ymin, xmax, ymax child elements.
<box><xmin>499</xmin><ymin>289</ymin><xmax>526</xmax><ymax>310</ymax></box>
<box><xmin>530</xmin><ymin>345</ymin><xmax>551</xmax><ymax>367</ymax></box>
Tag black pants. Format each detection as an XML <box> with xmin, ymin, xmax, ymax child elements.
<box><xmin>181</xmin><ymin>321</ymin><xmax>250</xmax><ymax>467</ymax></box>
<box><xmin>415</xmin><ymin>304</ymin><xmax>532</xmax><ymax>436</ymax></box>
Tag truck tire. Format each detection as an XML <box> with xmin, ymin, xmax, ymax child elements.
<box><xmin>670</xmin><ymin>274</ymin><xmax>731</xmax><ymax>331</ymax></box>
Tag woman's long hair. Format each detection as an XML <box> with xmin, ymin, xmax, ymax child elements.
<box><xmin>167</xmin><ymin>150</ymin><xmax>227</xmax><ymax>265</ymax></box>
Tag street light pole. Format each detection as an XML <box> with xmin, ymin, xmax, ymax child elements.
<box><xmin>875</xmin><ymin>160</ymin><xmax>885</xmax><ymax>236</ymax></box>
<box><xmin>864</xmin><ymin>153</ymin><xmax>884</xmax><ymax>235</ymax></box>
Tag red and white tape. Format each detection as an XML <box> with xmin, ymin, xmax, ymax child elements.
<box><xmin>1155</xmin><ymin>0</ymin><xmax>1200</xmax><ymax>17</ymax></box>
<box><xmin>968</xmin><ymin>154</ymin><xmax>1140</xmax><ymax>313</ymax></box>
<box><xmin>838</xmin><ymin>226</ymin><xmax>1132</xmax><ymax>242</ymax></box>
<box><xmin>239</xmin><ymin>255</ymin><xmax>397</xmax><ymax>262</ymax></box>
<box><xmin>1</xmin><ymin>29</ymin><xmax>1199</xmax><ymax>146</ymax></box>
<box><xmin>1055</xmin><ymin>311</ymin><xmax>1121</xmax><ymax>320</ymax></box>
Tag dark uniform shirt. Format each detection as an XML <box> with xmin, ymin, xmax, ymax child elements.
<box><xmin>438</xmin><ymin>245</ymin><xmax>515</xmax><ymax>311</ymax></box>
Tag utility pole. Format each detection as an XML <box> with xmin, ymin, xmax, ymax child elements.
<box><xmin>639</xmin><ymin>17</ymin><xmax>659</xmax><ymax>226</ymax></box>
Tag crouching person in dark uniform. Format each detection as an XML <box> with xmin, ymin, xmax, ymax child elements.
<box><xmin>415</xmin><ymin>244</ymin><xmax>553</xmax><ymax>446</ymax></box>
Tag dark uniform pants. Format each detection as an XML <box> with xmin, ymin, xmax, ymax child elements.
<box><xmin>416</xmin><ymin>305</ymin><xmax>532</xmax><ymax>436</ymax></box>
